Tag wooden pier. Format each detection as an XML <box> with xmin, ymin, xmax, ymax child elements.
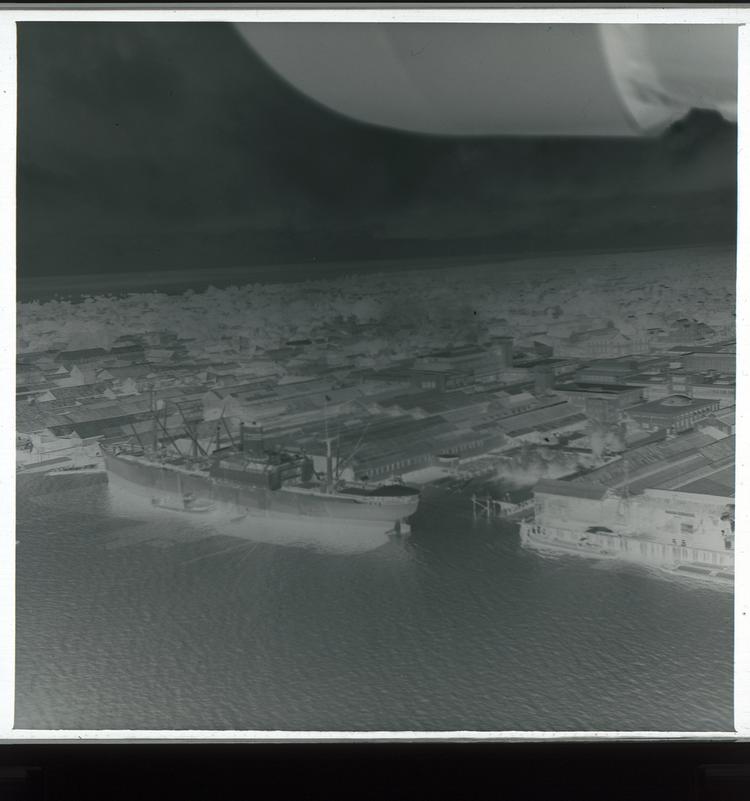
<box><xmin>471</xmin><ymin>494</ymin><xmax>535</xmax><ymax>522</ymax></box>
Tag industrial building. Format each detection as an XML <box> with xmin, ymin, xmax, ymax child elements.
<box><xmin>281</xmin><ymin>414</ymin><xmax>507</xmax><ymax>482</ymax></box>
<box><xmin>371</xmin><ymin>364</ymin><xmax>473</xmax><ymax>392</ymax></box>
<box><xmin>575</xmin><ymin>430</ymin><xmax>734</xmax><ymax>496</ymax></box>
<box><xmin>624</xmin><ymin>395</ymin><xmax>720</xmax><ymax>434</ymax></box>
<box><xmin>496</xmin><ymin>399</ymin><xmax>588</xmax><ymax>444</ymax></box>
<box><xmin>681</xmin><ymin>347</ymin><xmax>736</xmax><ymax>374</ymax></box>
<box><xmin>553</xmin><ymin>382</ymin><xmax>644</xmax><ymax>423</ymax></box>
<box><xmin>527</xmin><ymin>477</ymin><xmax>734</xmax><ymax>571</ymax></box>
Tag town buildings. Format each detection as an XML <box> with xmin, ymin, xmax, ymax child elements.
<box><xmin>16</xmin><ymin>249</ymin><xmax>736</xmax><ymax>579</ymax></box>
<box><xmin>624</xmin><ymin>395</ymin><xmax>720</xmax><ymax>434</ymax></box>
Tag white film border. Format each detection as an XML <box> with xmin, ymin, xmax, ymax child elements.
<box><xmin>0</xmin><ymin>4</ymin><xmax>746</xmax><ymax>742</ymax></box>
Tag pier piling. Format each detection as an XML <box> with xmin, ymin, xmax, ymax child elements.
<box><xmin>471</xmin><ymin>494</ymin><xmax>535</xmax><ymax>523</ymax></box>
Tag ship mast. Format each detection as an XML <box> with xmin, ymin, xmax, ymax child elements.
<box><xmin>174</xmin><ymin>401</ymin><xmax>207</xmax><ymax>459</ymax></box>
<box><xmin>619</xmin><ymin>450</ymin><xmax>631</xmax><ymax>513</ymax></box>
<box><xmin>323</xmin><ymin>393</ymin><xmax>334</xmax><ymax>491</ymax></box>
<box><xmin>128</xmin><ymin>419</ymin><xmax>145</xmax><ymax>451</ymax></box>
<box><xmin>333</xmin><ymin>399</ymin><xmax>374</xmax><ymax>482</ymax></box>
<box><xmin>150</xmin><ymin>384</ymin><xmax>158</xmax><ymax>452</ymax></box>
<box><xmin>152</xmin><ymin>398</ymin><xmax>184</xmax><ymax>457</ymax></box>
<box><xmin>324</xmin><ymin>435</ymin><xmax>335</xmax><ymax>492</ymax></box>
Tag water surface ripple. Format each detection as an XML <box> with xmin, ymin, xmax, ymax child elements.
<box><xmin>15</xmin><ymin>482</ymin><xmax>733</xmax><ymax>732</ymax></box>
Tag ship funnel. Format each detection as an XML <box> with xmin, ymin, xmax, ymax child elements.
<box><xmin>244</xmin><ymin>421</ymin><xmax>265</xmax><ymax>456</ymax></box>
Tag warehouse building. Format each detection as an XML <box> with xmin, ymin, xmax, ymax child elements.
<box><xmin>624</xmin><ymin>395</ymin><xmax>720</xmax><ymax>434</ymax></box>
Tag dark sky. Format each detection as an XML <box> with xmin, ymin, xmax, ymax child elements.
<box><xmin>17</xmin><ymin>22</ymin><xmax>737</xmax><ymax>278</ymax></box>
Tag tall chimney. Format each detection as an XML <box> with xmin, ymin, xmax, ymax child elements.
<box><xmin>216</xmin><ymin>424</ymin><xmax>221</xmax><ymax>451</ymax></box>
<box><xmin>239</xmin><ymin>421</ymin><xmax>245</xmax><ymax>452</ymax></box>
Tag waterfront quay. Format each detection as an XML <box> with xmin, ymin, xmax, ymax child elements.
<box><xmin>16</xmin><ymin>255</ymin><xmax>736</xmax><ymax>581</ymax></box>
<box><xmin>16</xmin><ymin>332</ymin><xmax>736</xmax><ymax>572</ymax></box>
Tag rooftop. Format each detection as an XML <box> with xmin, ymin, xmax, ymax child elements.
<box><xmin>711</xmin><ymin>407</ymin><xmax>736</xmax><ymax>426</ymax></box>
<box><xmin>698</xmin><ymin>435</ymin><xmax>735</xmax><ymax>464</ymax></box>
<box><xmin>686</xmin><ymin>344</ymin><xmax>736</xmax><ymax>355</ymax></box>
<box><xmin>579</xmin><ymin>359</ymin><xmax>639</xmax><ymax>371</ymax></box>
<box><xmin>534</xmin><ymin>479</ymin><xmax>609</xmax><ymax>501</ymax></box>
<box><xmin>380</xmin><ymin>390</ymin><xmax>488</xmax><ymax>415</ymax></box>
<box><xmin>46</xmin><ymin>383</ymin><xmax>111</xmax><ymax>401</ymax></box>
<box><xmin>555</xmin><ymin>381</ymin><xmax>643</xmax><ymax>394</ymax></box>
<box><xmin>54</xmin><ymin>348</ymin><xmax>108</xmax><ymax>362</ymax></box>
<box><xmin>672</xmin><ymin>465</ymin><xmax>735</xmax><ymax>497</ymax></box>
<box><xmin>574</xmin><ymin>430</ymin><xmax>720</xmax><ymax>490</ymax></box>
<box><xmin>627</xmin><ymin>394</ymin><xmax>718</xmax><ymax>417</ymax></box>
<box><xmin>496</xmin><ymin>400</ymin><xmax>573</xmax><ymax>430</ymax></box>
<box><xmin>505</xmin><ymin>412</ymin><xmax>588</xmax><ymax>438</ymax></box>
<box><xmin>424</xmin><ymin>345</ymin><xmax>489</xmax><ymax>359</ymax></box>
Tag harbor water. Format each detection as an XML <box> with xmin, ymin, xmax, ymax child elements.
<box><xmin>15</xmin><ymin>477</ymin><xmax>733</xmax><ymax>732</ymax></box>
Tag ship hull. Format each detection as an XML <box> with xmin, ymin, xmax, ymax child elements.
<box><xmin>104</xmin><ymin>453</ymin><xmax>419</xmax><ymax>550</ymax></box>
<box><xmin>519</xmin><ymin>522</ymin><xmax>734</xmax><ymax>587</ymax></box>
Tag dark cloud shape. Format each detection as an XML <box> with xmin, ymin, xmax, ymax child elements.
<box><xmin>17</xmin><ymin>22</ymin><xmax>736</xmax><ymax>279</ymax></box>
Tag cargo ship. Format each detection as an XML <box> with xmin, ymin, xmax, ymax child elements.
<box><xmin>102</xmin><ymin>415</ymin><xmax>420</xmax><ymax>543</ymax></box>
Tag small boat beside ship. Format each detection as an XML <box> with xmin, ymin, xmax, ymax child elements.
<box><xmin>151</xmin><ymin>492</ymin><xmax>216</xmax><ymax>514</ymax></box>
<box><xmin>658</xmin><ymin>561</ymin><xmax>734</xmax><ymax>587</ymax></box>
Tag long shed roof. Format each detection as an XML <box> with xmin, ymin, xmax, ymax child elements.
<box><xmin>533</xmin><ymin>479</ymin><xmax>609</xmax><ymax>501</ymax></box>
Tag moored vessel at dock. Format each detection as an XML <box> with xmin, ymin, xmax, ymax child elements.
<box><xmin>520</xmin><ymin>510</ymin><xmax>734</xmax><ymax>586</ymax></box>
<box><xmin>102</xmin><ymin>414</ymin><xmax>420</xmax><ymax>548</ymax></box>
<box><xmin>518</xmin><ymin>476</ymin><xmax>735</xmax><ymax>587</ymax></box>
<box><xmin>520</xmin><ymin>520</ymin><xmax>734</xmax><ymax>587</ymax></box>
